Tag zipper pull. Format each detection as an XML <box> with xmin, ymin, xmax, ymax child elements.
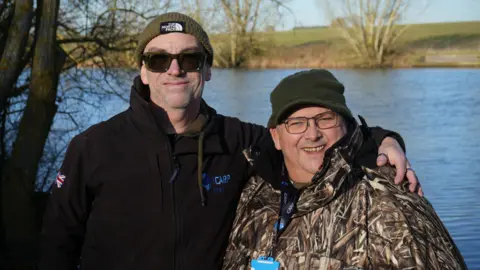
<box><xmin>169</xmin><ymin>157</ymin><xmax>179</xmax><ymax>183</ymax></box>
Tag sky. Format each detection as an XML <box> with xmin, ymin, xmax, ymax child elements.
<box><xmin>280</xmin><ymin>0</ymin><xmax>480</xmax><ymax>30</ymax></box>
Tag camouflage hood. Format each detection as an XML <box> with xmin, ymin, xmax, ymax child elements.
<box><xmin>224</xmin><ymin>124</ymin><xmax>466</xmax><ymax>269</ymax></box>
<box><xmin>293</xmin><ymin>123</ymin><xmax>364</xmax><ymax>216</ymax></box>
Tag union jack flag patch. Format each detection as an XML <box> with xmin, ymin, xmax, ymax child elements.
<box><xmin>56</xmin><ymin>172</ymin><xmax>66</xmax><ymax>188</ymax></box>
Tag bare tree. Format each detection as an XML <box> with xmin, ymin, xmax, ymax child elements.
<box><xmin>177</xmin><ymin>0</ymin><xmax>289</xmax><ymax>68</ymax></box>
<box><xmin>0</xmin><ymin>0</ymin><xmax>33</xmax><ymax>113</ymax></box>
<box><xmin>178</xmin><ymin>0</ymin><xmax>218</xmax><ymax>28</ymax></box>
<box><xmin>175</xmin><ymin>0</ymin><xmax>292</xmax><ymax>68</ymax></box>
<box><xmin>214</xmin><ymin>0</ymin><xmax>290</xmax><ymax>67</ymax></box>
<box><xmin>58</xmin><ymin>0</ymin><xmax>172</xmax><ymax>69</ymax></box>
<box><xmin>320</xmin><ymin>0</ymin><xmax>412</xmax><ymax>66</ymax></box>
<box><xmin>0</xmin><ymin>0</ymin><xmax>171</xmax><ymax>268</ymax></box>
<box><xmin>2</xmin><ymin>0</ymin><xmax>63</xmax><ymax>267</ymax></box>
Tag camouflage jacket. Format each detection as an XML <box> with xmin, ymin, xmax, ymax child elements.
<box><xmin>224</xmin><ymin>125</ymin><xmax>466</xmax><ymax>270</ymax></box>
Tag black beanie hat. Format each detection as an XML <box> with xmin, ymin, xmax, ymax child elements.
<box><xmin>268</xmin><ymin>69</ymin><xmax>354</xmax><ymax>128</ymax></box>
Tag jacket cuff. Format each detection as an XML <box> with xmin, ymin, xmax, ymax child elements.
<box><xmin>369</xmin><ymin>126</ymin><xmax>406</xmax><ymax>153</ymax></box>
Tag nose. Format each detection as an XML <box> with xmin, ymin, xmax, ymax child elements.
<box><xmin>304</xmin><ymin>119</ymin><xmax>322</xmax><ymax>141</ymax></box>
<box><xmin>166</xmin><ymin>59</ymin><xmax>182</xmax><ymax>76</ymax></box>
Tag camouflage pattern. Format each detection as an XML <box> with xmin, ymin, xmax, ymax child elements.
<box><xmin>224</xmin><ymin>126</ymin><xmax>466</xmax><ymax>270</ymax></box>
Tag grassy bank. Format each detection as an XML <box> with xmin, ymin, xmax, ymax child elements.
<box><xmin>97</xmin><ymin>21</ymin><xmax>479</xmax><ymax>69</ymax></box>
<box><xmin>246</xmin><ymin>21</ymin><xmax>480</xmax><ymax>68</ymax></box>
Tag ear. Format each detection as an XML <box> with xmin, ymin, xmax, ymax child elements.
<box><xmin>269</xmin><ymin>128</ymin><xmax>282</xmax><ymax>150</ymax></box>
<box><xmin>140</xmin><ymin>64</ymin><xmax>149</xmax><ymax>85</ymax></box>
<box><xmin>204</xmin><ymin>65</ymin><xmax>212</xmax><ymax>81</ymax></box>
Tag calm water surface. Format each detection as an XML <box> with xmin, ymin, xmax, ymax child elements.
<box><xmin>100</xmin><ymin>68</ymin><xmax>480</xmax><ymax>269</ymax></box>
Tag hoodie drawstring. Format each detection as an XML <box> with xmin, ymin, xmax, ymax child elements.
<box><xmin>198</xmin><ymin>131</ymin><xmax>206</xmax><ymax>206</ymax></box>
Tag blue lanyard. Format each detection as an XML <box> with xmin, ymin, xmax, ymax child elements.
<box><xmin>268</xmin><ymin>178</ymin><xmax>299</xmax><ymax>257</ymax></box>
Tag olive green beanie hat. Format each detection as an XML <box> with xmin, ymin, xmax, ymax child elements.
<box><xmin>135</xmin><ymin>12</ymin><xmax>214</xmax><ymax>68</ymax></box>
<box><xmin>267</xmin><ymin>69</ymin><xmax>354</xmax><ymax>128</ymax></box>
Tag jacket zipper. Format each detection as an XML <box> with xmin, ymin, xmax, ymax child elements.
<box><xmin>170</xmin><ymin>155</ymin><xmax>181</xmax><ymax>270</ymax></box>
<box><xmin>163</xmin><ymin>132</ymin><xmax>181</xmax><ymax>269</ymax></box>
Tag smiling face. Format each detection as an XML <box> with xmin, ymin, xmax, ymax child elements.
<box><xmin>270</xmin><ymin>106</ymin><xmax>348</xmax><ymax>183</ymax></box>
<box><xmin>140</xmin><ymin>33</ymin><xmax>211</xmax><ymax>110</ymax></box>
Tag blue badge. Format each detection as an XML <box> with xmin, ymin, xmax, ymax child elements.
<box><xmin>251</xmin><ymin>256</ymin><xmax>280</xmax><ymax>270</ymax></box>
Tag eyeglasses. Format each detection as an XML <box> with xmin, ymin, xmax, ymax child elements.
<box><xmin>142</xmin><ymin>52</ymin><xmax>206</xmax><ymax>73</ymax></box>
<box><xmin>283</xmin><ymin>111</ymin><xmax>338</xmax><ymax>134</ymax></box>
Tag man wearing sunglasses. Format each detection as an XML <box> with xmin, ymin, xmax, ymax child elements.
<box><xmin>39</xmin><ymin>12</ymin><xmax>420</xmax><ymax>270</ymax></box>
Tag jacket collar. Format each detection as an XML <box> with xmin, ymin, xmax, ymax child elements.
<box><xmin>294</xmin><ymin>124</ymin><xmax>364</xmax><ymax>216</ymax></box>
<box><xmin>129</xmin><ymin>75</ymin><xmax>227</xmax><ymax>154</ymax></box>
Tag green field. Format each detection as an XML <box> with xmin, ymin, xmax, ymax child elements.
<box><xmin>267</xmin><ymin>21</ymin><xmax>480</xmax><ymax>48</ymax></box>
<box><xmin>236</xmin><ymin>21</ymin><xmax>480</xmax><ymax>68</ymax></box>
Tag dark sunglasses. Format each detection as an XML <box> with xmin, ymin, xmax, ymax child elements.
<box><xmin>142</xmin><ymin>52</ymin><xmax>206</xmax><ymax>73</ymax></box>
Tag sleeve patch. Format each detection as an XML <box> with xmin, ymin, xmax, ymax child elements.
<box><xmin>55</xmin><ymin>172</ymin><xmax>66</xmax><ymax>188</ymax></box>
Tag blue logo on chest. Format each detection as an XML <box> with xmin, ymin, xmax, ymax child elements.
<box><xmin>202</xmin><ymin>173</ymin><xmax>231</xmax><ymax>193</ymax></box>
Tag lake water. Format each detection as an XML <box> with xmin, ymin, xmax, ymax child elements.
<box><xmin>98</xmin><ymin>68</ymin><xmax>480</xmax><ymax>268</ymax></box>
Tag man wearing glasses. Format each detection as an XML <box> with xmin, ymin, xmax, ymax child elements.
<box><xmin>39</xmin><ymin>13</ymin><xmax>420</xmax><ymax>270</ymax></box>
<box><xmin>224</xmin><ymin>69</ymin><xmax>465</xmax><ymax>269</ymax></box>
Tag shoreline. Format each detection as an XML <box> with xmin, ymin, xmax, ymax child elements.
<box><xmin>241</xmin><ymin>48</ymin><xmax>480</xmax><ymax>69</ymax></box>
<box><xmin>78</xmin><ymin>63</ymin><xmax>480</xmax><ymax>69</ymax></box>
<box><xmin>241</xmin><ymin>62</ymin><xmax>480</xmax><ymax>69</ymax></box>
<box><xmin>81</xmin><ymin>48</ymin><xmax>480</xmax><ymax>70</ymax></box>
